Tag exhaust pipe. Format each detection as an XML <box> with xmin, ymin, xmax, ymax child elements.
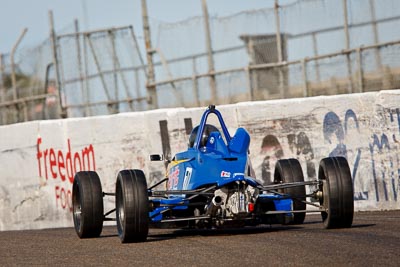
<box><xmin>206</xmin><ymin>196</ymin><xmax>223</xmax><ymax>216</ymax></box>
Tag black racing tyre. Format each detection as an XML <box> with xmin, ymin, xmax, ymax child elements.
<box><xmin>116</xmin><ymin>169</ymin><xmax>149</xmax><ymax>243</ymax></box>
<box><xmin>274</xmin><ymin>158</ymin><xmax>306</xmax><ymax>224</ymax></box>
<box><xmin>72</xmin><ymin>171</ymin><xmax>104</xmax><ymax>238</ymax></box>
<box><xmin>318</xmin><ymin>157</ymin><xmax>354</xmax><ymax>229</ymax></box>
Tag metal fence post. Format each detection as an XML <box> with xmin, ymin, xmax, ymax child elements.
<box><xmin>342</xmin><ymin>0</ymin><xmax>354</xmax><ymax>94</ymax></box>
<box><xmin>246</xmin><ymin>66</ymin><xmax>254</xmax><ymax>101</ymax></box>
<box><xmin>109</xmin><ymin>30</ymin><xmax>120</xmax><ymax>112</ymax></box>
<box><xmin>10</xmin><ymin>28</ymin><xmax>28</xmax><ymax>101</ymax></box>
<box><xmin>83</xmin><ymin>29</ymin><xmax>91</xmax><ymax>116</ymax></box>
<box><xmin>74</xmin><ymin>19</ymin><xmax>87</xmax><ymax>116</ymax></box>
<box><xmin>274</xmin><ymin>0</ymin><xmax>285</xmax><ymax>98</ymax></box>
<box><xmin>246</xmin><ymin>39</ymin><xmax>255</xmax><ymax>100</ymax></box>
<box><xmin>10</xmin><ymin>28</ymin><xmax>28</xmax><ymax>122</ymax></box>
<box><xmin>0</xmin><ymin>53</ymin><xmax>4</xmax><ymax>102</ymax></box>
<box><xmin>369</xmin><ymin>0</ymin><xmax>382</xmax><ymax>73</ymax></box>
<box><xmin>141</xmin><ymin>0</ymin><xmax>158</xmax><ymax>109</ymax></box>
<box><xmin>302</xmin><ymin>58</ymin><xmax>309</xmax><ymax>97</ymax></box>
<box><xmin>312</xmin><ymin>33</ymin><xmax>321</xmax><ymax>82</ymax></box>
<box><xmin>49</xmin><ymin>10</ymin><xmax>66</xmax><ymax>118</ymax></box>
<box><xmin>201</xmin><ymin>0</ymin><xmax>217</xmax><ymax>102</ymax></box>
<box><xmin>274</xmin><ymin>0</ymin><xmax>283</xmax><ymax>63</ymax></box>
<box><xmin>192</xmin><ymin>56</ymin><xmax>200</xmax><ymax>107</ymax></box>
<box><xmin>0</xmin><ymin>53</ymin><xmax>4</xmax><ymax>124</ymax></box>
<box><xmin>134</xmin><ymin>69</ymin><xmax>140</xmax><ymax>110</ymax></box>
<box><xmin>356</xmin><ymin>47</ymin><xmax>364</xmax><ymax>92</ymax></box>
<box><xmin>343</xmin><ymin>0</ymin><xmax>350</xmax><ymax>51</ymax></box>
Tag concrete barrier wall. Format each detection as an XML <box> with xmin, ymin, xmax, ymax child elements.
<box><xmin>1</xmin><ymin>90</ymin><xmax>399</xmax><ymax>231</ymax></box>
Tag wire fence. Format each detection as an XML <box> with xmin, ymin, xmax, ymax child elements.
<box><xmin>1</xmin><ymin>0</ymin><xmax>400</xmax><ymax>125</ymax></box>
<box><xmin>56</xmin><ymin>25</ymin><xmax>148</xmax><ymax>117</ymax></box>
<box><xmin>0</xmin><ymin>21</ymin><xmax>147</xmax><ymax>125</ymax></box>
<box><xmin>0</xmin><ymin>22</ymin><xmax>80</xmax><ymax>125</ymax></box>
<box><xmin>149</xmin><ymin>0</ymin><xmax>400</xmax><ymax>108</ymax></box>
<box><xmin>0</xmin><ymin>37</ymin><xmax>54</xmax><ymax>125</ymax></box>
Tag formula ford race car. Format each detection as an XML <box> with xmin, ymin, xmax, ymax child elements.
<box><xmin>72</xmin><ymin>105</ymin><xmax>354</xmax><ymax>243</ymax></box>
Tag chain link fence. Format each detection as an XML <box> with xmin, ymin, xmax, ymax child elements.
<box><xmin>149</xmin><ymin>0</ymin><xmax>400</xmax><ymax>108</ymax></box>
<box><xmin>0</xmin><ymin>22</ymin><xmax>147</xmax><ymax>125</ymax></box>
<box><xmin>0</xmin><ymin>22</ymin><xmax>81</xmax><ymax>125</ymax></box>
<box><xmin>1</xmin><ymin>0</ymin><xmax>400</xmax><ymax>125</ymax></box>
<box><xmin>56</xmin><ymin>25</ymin><xmax>148</xmax><ymax>117</ymax></box>
<box><xmin>0</xmin><ymin>38</ymin><xmax>55</xmax><ymax>125</ymax></box>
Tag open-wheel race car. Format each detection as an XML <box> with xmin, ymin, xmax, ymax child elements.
<box><xmin>72</xmin><ymin>105</ymin><xmax>354</xmax><ymax>243</ymax></box>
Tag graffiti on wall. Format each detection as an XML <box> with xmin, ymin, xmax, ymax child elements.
<box><xmin>323</xmin><ymin>108</ymin><xmax>400</xmax><ymax>202</ymax></box>
<box><xmin>259</xmin><ymin>131</ymin><xmax>316</xmax><ymax>184</ymax></box>
<box><xmin>36</xmin><ymin>137</ymin><xmax>96</xmax><ymax>211</ymax></box>
<box><xmin>369</xmin><ymin>108</ymin><xmax>400</xmax><ymax>202</ymax></box>
<box><xmin>323</xmin><ymin>109</ymin><xmax>364</xmax><ymax>200</ymax></box>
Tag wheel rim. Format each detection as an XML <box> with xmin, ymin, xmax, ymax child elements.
<box><xmin>118</xmin><ymin>201</ymin><xmax>125</xmax><ymax>230</ymax></box>
<box><xmin>319</xmin><ymin>179</ymin><xmax>329</xmax><ymax>222</ymax></box>
<box><xmin>73</xmin><ymin>182</ymin><xmax>82</xmax><ymax>231</ymax></box>
<box><xmin>116</xmin><ymin>180</ymin><xmax>125</xmax><ymax>234</ymax></box>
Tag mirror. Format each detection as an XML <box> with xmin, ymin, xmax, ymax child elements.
<box><xmin>149</xmin><ymin>154</ymin><xmax>164</xmax><ymax>161</ymax></box>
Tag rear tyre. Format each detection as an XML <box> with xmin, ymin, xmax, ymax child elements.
<box><xmin>318</xmin><ymin>157</ymin><xmax>354</xmax><ymax>229</ymax></box>
<box><xmin>116</xmin><ymin>169</ymin><xmax>149</xmax><ymax>243</ymax></box>
<box><xmin>72</xmin><ymin>171</ymin><xmax>104</xmax><ymax>238</ymax></box>
<box><xmin>274</xmin><ymin>158</ymin><xmax>306</xmax><ymax>224</ymax></box>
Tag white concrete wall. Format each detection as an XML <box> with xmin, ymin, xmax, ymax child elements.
<box><xmin>1</xmin><ymin>90</ymin><xmax>399</xmax><ymax>231</ymax></box>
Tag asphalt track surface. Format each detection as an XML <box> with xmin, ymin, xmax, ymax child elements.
<box><xmin>1</xmin><ymin>210</ymin><xmax>399</xmax><ymax>266</ymax></box>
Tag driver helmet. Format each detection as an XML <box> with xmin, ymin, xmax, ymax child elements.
<box><xmin>188</xmin><ymin>124</ymin><xmax>219</xmax><ymax>147</ymax></box>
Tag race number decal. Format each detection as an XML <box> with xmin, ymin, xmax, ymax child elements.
<box><xmin>168</xmin><ymin>166</ymin><xmax>180</xmax><ymax>190</ymax></box>
<box><xmin>183</xmin><ymin>167</ymin><xmax>192</xmax><ymax>190</ymax></box>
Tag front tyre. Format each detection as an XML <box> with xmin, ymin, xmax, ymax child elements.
<box><xmin>72</xmin><ymin>171</ymin><xmax>104</xmax><ymax>238</ymax></box>
<box><xmin>318</xmin><ymin>157</ymin><xmax>354</xmax><ymax>229</ymax></box>
<box><xmin>115</xmin><ymin>169</ymin><xmax>149</xmax><ymax>243</ymax></box>
<box><xmin>274</xmin><ymin>158</ymin><xmax>306</xmax><ymax>224</ymax></box>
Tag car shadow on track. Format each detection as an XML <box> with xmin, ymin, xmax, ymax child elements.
<box><xmin>145</xmin><ymin>225</ymin><xmax>303</xmax><ymax>242</ymax></box>
<box><xmin>97</xmin><ymin>224</ymin><xmax>304</xmax><ymax>242</ymax></box>
<box><xmin>97</xmin><ymin>220</ymin><xmax>375</xmax><ymax>242</ymax></box>
<box><xmin>349</xmin><ymin>223</ymin><xmax>376</xmax><ymax>228</ymax></box>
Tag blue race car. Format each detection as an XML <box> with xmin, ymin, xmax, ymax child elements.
<box><xmin>72</xmin><ymin>105</ymin><xmax>354</xmax><ymax>243</ymax></box>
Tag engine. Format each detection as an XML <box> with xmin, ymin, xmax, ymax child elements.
<box><xmin>210</xmin><ymin>182</ymin><xmax>258</xmax><ymax>218</ymax></box>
